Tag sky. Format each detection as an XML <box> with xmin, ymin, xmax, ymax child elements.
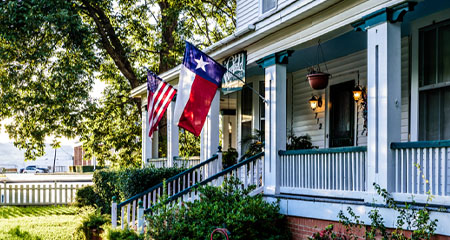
<box><xmin>0</xmin><ymin>79</ymin><xmax>106</xmax><ymax>146</ymax></box>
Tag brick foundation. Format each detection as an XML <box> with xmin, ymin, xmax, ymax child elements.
<box><xmin>286</xmin><ymin>216</ymin><xmax>449</xmax><ymax>240</ymax></box>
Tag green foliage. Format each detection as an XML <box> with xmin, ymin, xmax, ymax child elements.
<box><xmin>332</xmin><ymin>183</ymin><xmax>438</xmax><ymax>240</ymax></box>
<box><xmin>73</xmin><ymin>207</ymin><xmax>108</xmax><ymax>240</ymax></box>
<box><xmin>146</xmin><ymin>177</ymin><xmax>290</xmax><ymax>240</ymax></box>
<box><xmin>92</xmin><ymin>167</ymin><xmax>184</xmax><ymax>213</ymax></box>
<box><xmin>75</xmin><ymin>185</ymin><xmax>100</xmax><ymax>208</ymax></box>
<box><xmin>286</xmin><ymin>134</ymin><xmax>317</xmax><ymax>150</ymax></box>
<box><xmin>308</xmin><ymin>225</ymin><xmax>346</xmax><ymax>240</ymax></box>
<box><xmin>179</xmin><ymin>129</ymin><xmax>200</xmax><ymax>158</ymax></box>
<box><xmin>241</xmin><ymin>129</ymin><xmax>264</xmax><ymax>160</ymax></box>
<box><xmin>103</xmin><ymin>227</ymin><xmax>144</xmax><ymax>240</ymax></box>
<box><xmin>0</xmin><ymin>0</ymin><xmax>235</xmax><ymax>163</ymax></box>
<box><xmin>222</xmin><ymin>147</ymin><xmax>238</xmax><ymax>168</ymax></box>
<box><xmin>6</xmin><ymin>226</ymin><xmax>42</xmax><ymax>240</ymax></box>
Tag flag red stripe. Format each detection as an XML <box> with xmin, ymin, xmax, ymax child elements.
<box><xmin>148</xmin><ymin>81</ymin><xmax>176</xmax><ymax>137</ymax></box>
<box><xmin>178</xmin><ymin>75</ymin><xmax>218</xmax><ymax>136</ymax></box>
<box><xmin>149</xmin><ymin>89</ymin><xmax>176</xmax><ymax>135</ymax></box>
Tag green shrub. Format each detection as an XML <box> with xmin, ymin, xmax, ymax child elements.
<box><xmin>103</xmin><ymin>228</ymin><xmax>143</xmax><ymax>240</ymax></box>
<box><xmin>286</xmin><ymin>134</ymin><xmax>317</xmax><ymax>150</ymax></box>
<box><xmin>73</xmin><ymin>207</ymin><xmax>108</xmax><ymax>240</ymax></box>
<box><xmin>146</xmin><ymin>177</ymin><xmax>290</xmax><ymax>240</ymax></box>
<box><xmin>92</xmin><ymin>167</ymin><xmax>185</xmax><ymax>214</ymax></box>
<box><xmin>75</xmin><ymin>185</ymin><xmax>99</xmax><ymax>208</ymax></box>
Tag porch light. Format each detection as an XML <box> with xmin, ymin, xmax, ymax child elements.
<box><xmin>352</xmin><ymin>85</ymin><xmax>363</xmax><ymax>101</ymax></box>
<box><xmin>309</xmin><ymin>95</ymin><xmax>322</xmax><ymax>111</ymax></box>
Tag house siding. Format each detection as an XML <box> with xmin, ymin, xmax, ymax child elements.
<box><xmin>288</xmin><ymin>37</ymin><xmax>410</xmax><ymax>148</ymax></box>
<box><xmin>236</xmin><ymin>0</ymin><xmax>259</xmax><ymax>31</ymax></box>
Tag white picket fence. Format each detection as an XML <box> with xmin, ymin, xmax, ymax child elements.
<box><xmin>0</xmin><ymin>181</ymin><xmax>91</xmax><ymax>205</ymax></box>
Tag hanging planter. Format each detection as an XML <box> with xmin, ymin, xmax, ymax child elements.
<box><xmin>307</xmin><ymin>71</ymin><xmax>330</xmax><ymax>90</ymax></box>
<box><xmin>306</xmin><ymin>40</ymin><xmax>331</xmax><ymax>90</ymax></box>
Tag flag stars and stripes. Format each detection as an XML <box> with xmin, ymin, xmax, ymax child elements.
<box><xmin>147</xmin><ymin>71</ymin><xmax>176</xmax><ymax>138</ymax></box>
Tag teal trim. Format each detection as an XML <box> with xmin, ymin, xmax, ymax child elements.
<box><xmin>144</xmin><ymin>152</ymin><xmax>264</xmax><ymax>214</ymax></box>
<box><xmin>352</xmin><ymin>2</ymin><xmax>417</xmax><ymax>31</ymax></box>
<box><xmin>279</xmin><ymin>146</ymin><xmax>367</xmax><ymax>155</ymax></box>
<box><xmin>256</xmin><ymin>50</ymin><xmax>294</xmax><ymax>68</ymax></box>
<box><xmin>391</xmin><ymin>140</ymin><xmax>450</xmax><ymax>149</ymax></box>
<box><xmin>118</xmin><ymin>154</ymin><xmax>218</xmax><ymax>208</ymax></box>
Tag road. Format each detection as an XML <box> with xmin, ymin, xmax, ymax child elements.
<box><xmin>1</xmin><ymin>173</ymin><xmax>92</xmax><ymax>183</ymax></box>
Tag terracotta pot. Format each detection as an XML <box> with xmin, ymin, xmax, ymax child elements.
<box><xmin>90</xmin><ymin>227</ymin><xmax>103</xmax><ymax>240</ymax></box>
<box><xmin>307</xmin><ymin>72</ymin><xmax>330</xmax><ymax>90</ymax></box>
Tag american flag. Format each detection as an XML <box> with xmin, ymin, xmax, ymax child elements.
<box><xmin>147</xmin><ymin>71</ymin><xmax>177</xmax><ymax>137</ymax></box>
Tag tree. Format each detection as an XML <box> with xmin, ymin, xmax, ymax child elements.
<box><xmin>0</xmin><ymin>0</ymin><xmax>235</xmax><ymax>166</ymax></box>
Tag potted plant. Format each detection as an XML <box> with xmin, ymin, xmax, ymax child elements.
<box><xmin>307</xmin><ymin>66</ymin><xmax>330</xmax><ymax>90</ymax></box>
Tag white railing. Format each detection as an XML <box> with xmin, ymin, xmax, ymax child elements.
<box><xmin>391</xmin><ymin>141</ymin><xmax>450</xmax><ymax>197</ymax></box>
<box><xmin>0</xmin><ymin>181</ymin><xmax>91</xmax><ymax>205</ymax></box>
<box><xmin>146</xmin><ymin>152</ymin><xmax>264</xmax><ymax>216</ymax></box>
<box><xmin>146</xmin><ymin>158</ymin><xmax>168</xmax><ymax>168</ymax></box>
<box><xmin>173</xmin><ymin>156</ymin><xmax>201</xmax><ymax>168</ymax></box>
<box><xmin>114</xmin><ymin>153</ymin><xmax>222</xmax><ymax>230</ymax></box>
<box><xmin>279</xmin><ymin>147</ymin><xmax>367</xmax><ymax>197</ymax></box>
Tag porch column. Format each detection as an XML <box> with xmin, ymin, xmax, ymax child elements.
<box><xmin>366</xmin><ymin>22</ymin><xmax>402</xmax><ymax>192</ymax></box>
<box><xmin>257</xmin><ymin>50</ymin><xmax>292</xmax><ymax>195</ymax></box>
<box><xmin>200</xmin><ymin>90</ymin><xmax>220</xmax><ymax>161</ymax></box>
<box><xmin>166</xmin><ymin>101</ymin><xmax>178</xmax><ymax>167</ymax></box>
<box><xmin>141</xmin><ymin>105</ymin><xmax>152</xmax><ymax>167</ymax></box>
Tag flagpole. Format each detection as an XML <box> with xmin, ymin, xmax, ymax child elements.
<box><xmin>224</xmin><ymin>69</ymin><xmax>267</xmax><ymax>103</ymax></box>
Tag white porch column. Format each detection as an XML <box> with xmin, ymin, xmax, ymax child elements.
<box><xmin>366</xmin><ymin>22</ymin><xmax>402</xmax><ymax>192</ymax></box>
<box><xmin>141</xmin><ymin>106</ymin><xmax>152</xmax><ymax>167</ymax></box>
<box><xmin>166</xmin><ymin>101</ymin><xmax>179</xmax><ymax>167</ymax></box>
<box><xmin>200</xmin><ymin>90</ymin><xmax>220</xmax><ymax>162</ymax></box>
<box><xmin>257</xmin><ymin>50</ymin><xmax>291</xmax><ymax>195</ymax></box>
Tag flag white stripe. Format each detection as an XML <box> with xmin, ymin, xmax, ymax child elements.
<box><xmin>152</xmin><ymin>87</ymin><xmax>175</xmax><ymax>125</ymax></box>
<box><xmin>149</xmin><ymin>83</ymin><xmax>170</xmax><ymax>128</ymax></box>
<box><xmin>173</xmin><ymin>65</ymin><xmax>196</xmax><ymax>124</ymax></box>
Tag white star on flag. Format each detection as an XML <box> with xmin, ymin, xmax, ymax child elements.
<box><xmin>194</xmin><ymin>56</ymin><xmax>209</xmax><ymax>71</ymax></box>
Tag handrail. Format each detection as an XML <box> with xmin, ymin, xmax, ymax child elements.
<box><xmin>147</xmin><ymin>158</ymin><xmax>167</xmax><ymax>162</ymax></box>
<box><xmin>118</xmin><ymin>154</ymin><xmax>218</xmax><ymax>208</ymax></box>
<box><xmin>391</xmin><ymin>140</ymin><xmax>450</xmax><ymax>149</ymax></box>
<box><xmin>145</xmin><ymin>152</ymin><xmax>264</xmax><ymax>213</ymax></box>
<box><xmin>279</xmin><ymin>146</ymin><xmax>367</xmax><ymax>155</ymax></box>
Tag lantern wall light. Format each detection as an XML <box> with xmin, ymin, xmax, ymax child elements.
<box><xmin>309</xmin><ymin>95</ymin><xmax>322</xmax><ymax>111</ymax></box>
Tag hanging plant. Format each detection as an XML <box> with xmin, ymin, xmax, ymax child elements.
<box><xmin>307</xmin><ymin>40</ymin><xmax>331</xmax><ymax>90</ymax></box>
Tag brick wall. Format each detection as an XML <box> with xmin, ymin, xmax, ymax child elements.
<box><xmin>286</xmin><ymin>216</ymin><xmax>449</xmax><ymax>240</ymax></box>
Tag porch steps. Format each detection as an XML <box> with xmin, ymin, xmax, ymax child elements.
<box><xmin>112</xmin><ymin>151</ymin><xmax>264</xmax><ymax>230</ymax></box>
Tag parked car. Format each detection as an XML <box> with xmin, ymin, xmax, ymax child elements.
<box><xmin>23</xmin><ymin>165</ymin><xmax>47</xmax><ymax>174</ymax></box>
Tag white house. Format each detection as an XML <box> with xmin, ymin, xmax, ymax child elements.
<box><xmin>129</xmin><ymin>0</ymin><xmax>450</xmax><ymax>237</ymax></box>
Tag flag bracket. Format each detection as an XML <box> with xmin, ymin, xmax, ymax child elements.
<box><xmin>224</xmin><ymin>69</ymin><xmax>268</xmax><ymax>103</ymax></box>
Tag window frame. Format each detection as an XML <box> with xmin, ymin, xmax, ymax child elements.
<box><xmin>260</xmin><ymin>0</ymin><xmax>278</xmax><ymax>16</ymax></box>
<box><xmin>410</xmin><ymin>9</ymin><xmax>450</xmax><ymax>141</ymax></box>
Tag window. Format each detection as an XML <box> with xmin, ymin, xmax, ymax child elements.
<box><xmin>241</xmin><ymin>83</ymin><xmax>253</xmax><ymax>153</ymax></box>
<box><xmin>261</xmin><ymin>0</ymin><xmax>276</xmax><ymax>14</ymax></box>
<box><xmin>418</xmin><ymin>20</ymin><xmax>450</xmax><ymax>140</ymax></box>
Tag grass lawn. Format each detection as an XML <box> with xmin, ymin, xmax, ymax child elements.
<box><xmin>0</xmin><ymin>205</ymin><xmax>81</xmax><ymax>240</ymax></box>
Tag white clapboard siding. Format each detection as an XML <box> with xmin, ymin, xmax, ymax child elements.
<box><xmin>289</xmin><ymin>37</ymin><xmax>410</xmax><ymax>148</ymax></box>
<box><xmin>237</xmin><ymin>0</ymin><xmax>259</xmax><ymax>31</ymax></box>
<box><xmin>400</xmin><ymin>37</ymin><xmax>409</xmax><ymax>142</ymax></box>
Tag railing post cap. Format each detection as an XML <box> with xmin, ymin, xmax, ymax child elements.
<box><xmin>112</xmin><ymin>196</ymin><xmax>117</xmax><ymax>202</ymax></box>
<box><xmin>218</xmin><ymin>146</ymin><xmax>222</xmax><ymax>152</ymax></box>
<box><xmin>138</xmin><ymin>200</ymin><xmax>143</xmax><ymax>208</ymax></box>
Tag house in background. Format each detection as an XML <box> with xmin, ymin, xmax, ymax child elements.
<box><xmin>73</xmin><ymin>143</ymin><xmax>93</xmax><ymax>167</ymax></box>
<box><xmin>130</xmin><ymin>0</ymin><xmax>450</xmax><ymax>237</ymax></box>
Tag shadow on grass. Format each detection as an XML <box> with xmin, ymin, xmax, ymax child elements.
<box><xmin>6</xmin><ymin>226</ymin><xmax>42</xmax><ymax>240</ymax></box>
<box><xmin>0</xmin><ymin>206</ymin><xmax>78</xmax><ymax>219</ymax></box>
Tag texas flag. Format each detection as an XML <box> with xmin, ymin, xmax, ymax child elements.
<box><xmin>173</xmin><ymin>42</ymin><xmax>226</xmax><ymax>136</ymax></box>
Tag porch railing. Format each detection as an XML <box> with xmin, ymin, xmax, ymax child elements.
<box><xmin>173</xmin><ymin>156</ymin><xmax>201</xmax><ymax>168</ymax></box>
<box><xmin>278</xmin><ymin>146</ymin><xmax>368</xmax><ymax>197</ymax></box>
<box><xmin>391</xmin><ymin>140</ymin><xmax>450</xmax><ymax>197</ymax></box>
<box><xmin>146</xmin><ymin>158</ymin><xmax>167</xmax><ymax>168</ymax></box>
<box><xmin>115</xmin><ymin>153</ymin><xmax>222</xmax><ymax>230</ymax></box>
<box><xmin>145</xmin><ymin>152</ymin><xmax>264</xmax><ymax>213</ymax></box>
